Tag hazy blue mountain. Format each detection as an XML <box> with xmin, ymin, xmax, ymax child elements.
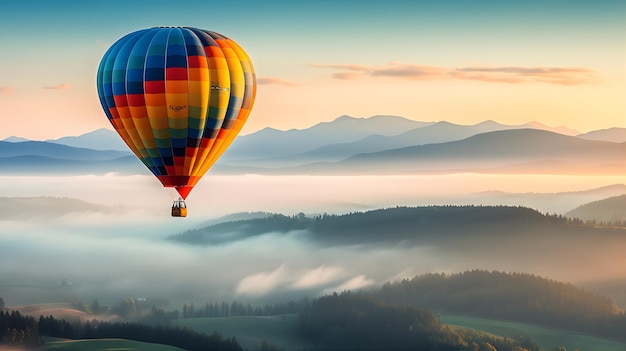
<box><xmin>289</xmin><ymin>120</ymin><xmax>547</xmax><ymax>163</ymax></box>
<box><xmin>2</xmin><ymin>128</ymin><xmax>623</xmax><ymax>176</ymax></box>
<box><xmin>0</xmin><ymin>139</ymin><xmax>143</xmax><ymax>174</ymax></box>
<box><xmin>222</xmin><ymin>118</ymin><xmax>588</xmax><ymax>166</ymax></box>
<box><xmin>565</xmin><ymin>194</ymin><xmax>626</xmax><ymax>224</ymax></box>
<box><xmin>206</xmin><ymin>129</ymin><xmax>626</xmax><ymax>175</ymax></box>
<box><xmin>524</xmin><ymin>121</ymin><xmax>580</xmax><ymax>136</ymax></box>
<box><xmin>2</xmin><ymin>136</ymin><xmax>30</xmax><ymax>143</ymax></box>
<box><xmin>577</xmin><ymin>127</ymin><xmax>626</xmax><ymax>143</ymax></box>
<box><xmin>46</xmin><ymin>128</ymin><xmax>129</xmax><ymax>151</ymax></box>
<box><xmin>0</xmin><ymin>140</ymin><xmax>130</xmax><ymax>160</ymax></box>
<box><xmin>0</xmin><ymin>154</ymin><xmax>145</xmax><ymax>175</ymax></box>
<box><xmin>15</xmin><ymin>115</ymin><xmax>617</xmax><ymax>166</ymax></box>
<box><xmin>325</xmin><ymin>129</ymin><xmax>626</xmax><ymax>174</ymax></box>
<box><xmin>222</xmin><ymin>115</ymin><xmax>434</xmax><ymax>160</ymax></box>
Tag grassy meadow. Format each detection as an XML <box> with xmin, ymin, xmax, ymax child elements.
<box><xmin>173</xmin><ymin>314</ymin><xmax>314</xmax><ymax>350</ymax></box>
<box><xmin>440</xmin><ymin>314</ymin><xmax>626</xmax><ymax>351</ymax></box>
<box><xmin>44</xmin><ymin>338</ymin><xmax>185</xmax><ymax>351</ymax></box>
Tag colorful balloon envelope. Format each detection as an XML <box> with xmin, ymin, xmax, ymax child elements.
<box><xmin>96</xmin><ymin>27</ymin><xmax>256</xmax><ymax>200</ymax></box>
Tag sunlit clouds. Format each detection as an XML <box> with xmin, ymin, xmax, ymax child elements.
<box><xmin>311</xmin><ymin>62</ymin><xmax>599</xmax><ymax>85</ymax></box>
<box><xmin>236</xmin><ymin>264</ymin><xmax>290</xmax><ymax>295</ymax></box>
<box><xmin>453</xmin><ymin>66</ymin><xmax>599</xmax><ymax>85</ymax></box>
<box><xmin>235</xmin><ymin>264</ymin><xmax>362</xmax><ymax>296</ymax></box>
<box><xmin>291</xmin><ymin>265</ymin><xmax>344</xmax><ymax>289</ymax></box>
<box><xmin>256</xmin><ymin>77</ymin><xmax>300</xmax><ymax>86</ymax></box>
<box><xmin>310</xmin><ymin>63</ymin><xmax>448</xmax><ymax>81</ymax></box>
<box><xmin>42</xmin><ymin>82</ymin><xmax>71</xmax><ymax>90</ymax></box>
<box><xmin>325</xmin><ymin>275</ymin><xmax>375</xmax><ymax>294</ymax></box>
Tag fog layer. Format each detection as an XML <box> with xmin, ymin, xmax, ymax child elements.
<box><xmin>0</xmin><ymin>174</ymin><xmax>624</xmax><ymax>307</ymax></box>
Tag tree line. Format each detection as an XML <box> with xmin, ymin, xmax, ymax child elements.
<box><xmin>181</xmin><ymin>299</ymin><xmax>309</xmax><ymax>319</ymax></box>
<box><xmin>0</xmin><ymin>308</ymin><xmax>243</xmax><ymax>350</ymax></box>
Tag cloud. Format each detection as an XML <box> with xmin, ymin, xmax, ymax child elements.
<box><xmin>323</xmin><ymin>275</ymin><xmax>375</xmax><ymax>294</ymax></box>
<box><xmin>43</xmin><ymin>83</ymin><xmax>71</xmax><ymax>90</ymax></box>
<box><xmin>309</xmin><ymin>62</ymin><xmax>454</xmax><ymax>81</ymax></box>
<box><xmin>0</xmin><ymin>86</ymin><xmax>13</xmax><ymax>93</ymax></box>
<box><xmin>452</xmin><ymin>66</ymin><xmax>599</xmax><ymax>85</ymax></box>
<box><xmin>311</xmin><ymin>62</ymin><xmax>598</xmax><ymax>85</ymax></box>
<box><xmin>291</xmin><ymin>265</ymin><xmax>344</xmax><ymax>289</ymax></box>
<box><xmin>256</xmin><ymin>77</ymin><xmax>299</xmax><ymax>86</ymax></box>
<box><xmin>235</xmin><ymin>264</ymin><xmax>289</xmax><ymax>295</ymax></box>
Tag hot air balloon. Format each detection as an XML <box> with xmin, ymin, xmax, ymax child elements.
<box><xmin>96</xmin><ymin>27</ymin><xmax>256</xmax><ymax>217</ymax></box>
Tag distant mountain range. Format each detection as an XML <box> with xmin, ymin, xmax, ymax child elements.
<box><xmin>0</xmin><ymin>140</ymin><xmax>128</xmax><ymax>160</ymax></box>
<box><xmin>1</xmin><ymin>115</ymin><xmax>624</xmax><ymax>175</ymax></box>
<box><xmin>45</xmin><ymin>128</ymin><xmax>130</xmax><ymax>151</ymax></box>
<box><xmin>2</xmin><ymin>128</ymin><xmax>129</xmax><ymax>151</ymax></box>
<box><xmin>0</xmin><ymin>140</ymin><xmax>142</xmax><ymax>175</ymax></box>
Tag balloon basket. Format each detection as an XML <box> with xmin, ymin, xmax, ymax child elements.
<box><xmin>171</xmin><ymin>197</ymin><xmax>187</xmax><ymax>217</ymax></box>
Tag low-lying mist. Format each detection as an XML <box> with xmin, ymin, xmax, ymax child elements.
<box><xmin>1</xmin><ymin>173</ymin><xmax>624</xmax><ymax>308</ymax></box>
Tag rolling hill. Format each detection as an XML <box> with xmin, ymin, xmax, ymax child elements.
<box><xmin>565</xmin><ymin>194</ymin><xmax>626</xmax><ymax>224</ymax></box>
<box><xmin>577</xmin><ymin>127</ymin><xmax>626</xmax><ymax>143</ymax></box>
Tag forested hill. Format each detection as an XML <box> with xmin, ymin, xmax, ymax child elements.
<box><xmin>169</xmin><ymin>205</ymin><xmax>625</xmax><ymax>248</ymax></box>
<box><xmin>373</xmin><ymin>270</ymin><xmax>626</xmax><ymax>342</ymax></box>
<box><xmin>298</xmin><ymin>291</ymin><xmax>540</xmax><ymax>351</ymax></box>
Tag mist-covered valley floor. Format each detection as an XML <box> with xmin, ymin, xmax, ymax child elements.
<box><xmin>1</xmin><ymin>173</ymin><xmax>625</xmax><ymax>312</ymax></box>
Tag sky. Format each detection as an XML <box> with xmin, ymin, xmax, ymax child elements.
<box><xmin>0</xmin><ymin>0</ymin><xmax>624</xmax><ymax>140</ymax></box>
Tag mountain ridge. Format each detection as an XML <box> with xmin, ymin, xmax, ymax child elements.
<box><xmin>0</xmin><ymin>140</ymin><xmax>130</xmax><ymax>160</ymax></box>
<box><xmin>1</xmin><ymin>116</ymin><xmax>623</xmax><ymax>176</ymax></box>
<box><xmin>564</xmin><ymin>195</ymin><xmax>626</xmax><ymax>224</ymax></box>
<box><xmin>45</xmin><ymin>128</ymin><xmax>129</xmax><ymax>151</ymax></box>
<box><xmin>274</xmin><ymin>129</ymin><xmax>625</xmax><ymax>175</ymax></box>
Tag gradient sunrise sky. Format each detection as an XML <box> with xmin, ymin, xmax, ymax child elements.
<box><xmin>0</xmin><ymin>0</ymin><xmax>623</xmax><ymax>140</ymax></box>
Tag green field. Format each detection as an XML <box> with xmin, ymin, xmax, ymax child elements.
<box><xmin>173</xmin><ymin>314</ymin><xmax>314</xmax><ymax>350</ymax></box>
<box><xmin>45</xmin><ymin>338</ymin><xmax>185</xmax><ymax>351</ymax></box>
<box><xmin>440</xmin><ymin>314</ymin><xmax>626</xmax><ymax>351</ymax></box>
